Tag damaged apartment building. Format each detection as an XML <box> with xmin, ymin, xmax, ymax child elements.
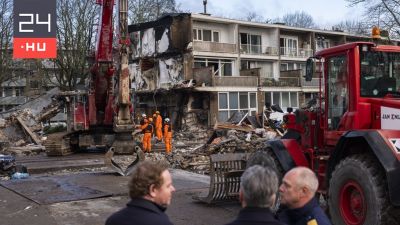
<box><xmin>129</xmin><ymin>13</ymin><xmax>384</xmax><ymax>128</ymax></box>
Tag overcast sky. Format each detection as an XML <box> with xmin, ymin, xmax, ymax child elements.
<box><xmin>176</xmin><ymin>0</ymin><xmax>366</xmax><ymax>28</ymax></box>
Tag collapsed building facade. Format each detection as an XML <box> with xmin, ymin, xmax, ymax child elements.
<box><xmin>129</xmin><ymin>13</ymin><xmax>397</xmax><ymax>129</ymax></box>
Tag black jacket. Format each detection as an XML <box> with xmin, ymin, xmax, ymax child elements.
<box><xmin>105</xmin><ymin>198</ymin><xmax>174</xmax><ymax>225</ymax></box>
<box><xmin>277</xmin><ymin>198</ymin><xmax>331</xmax><ymax>225</ymax></box>
<box><xmin>225</xmin><ymin>207</ymin><xmax>285</xmax><ymax>225</ymax></box>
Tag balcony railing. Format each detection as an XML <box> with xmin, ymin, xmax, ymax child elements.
<box><xmin>280</xmin><ymin>47</ymin><xmax>313</xmax><ymax>58</ymax></box>
<box><xmin>261</xmin><ymin>77</ymin><xmax>300</xmax><ymax>87</ymax></box>
<box><xmin>193</xmin><ymin>41</ymin><xmax>237</xmax><ymax>53</ymax></box>
<box><xmin>301</xmin><ymin>78</ymin><xmax>321</xmax><ymax>87</ymax></box>
<box><xmin>240</xmin><ymin>44</ymin><xmax>279</xmax><ymax>56</ymax></box>
<box><xmin>212</xmin><ymin>76</ymin><xmax>258</xmax><ymax>87</ymax></box>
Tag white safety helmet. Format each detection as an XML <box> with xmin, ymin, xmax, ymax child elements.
<box><xmin>142</xmin><ymin>113</ymin><xmax>147</xmax><ymax>118</ymax></box>
<box><xmin>165</xmin><ymin>118</ymin><xmax>170</xmax><ymax>122</ymax></box>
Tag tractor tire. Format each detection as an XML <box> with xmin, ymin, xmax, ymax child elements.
<box><xmin>328</xmin><ymin>154</ymin><xmax>394</xmax><ymax>225</ymax></box>
<box><xmin>247</xmin><ymin>148</ymin><xmax>284</xmax><ymax>212</ymax></box>
<box><xmin>247</xmin><ymin>148</ymin><xmax>284</xmax><ymax>179</ymax></box>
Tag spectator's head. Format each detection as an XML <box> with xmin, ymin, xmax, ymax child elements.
<box><xmin>279</xmin><ymin>167</ymin><xmax>318</xmax><ymax>209</ymax></box>
<box><xmin>128</xmin><ymin>161</ymin><xmax>175</xmax><ymax>207</ymax></box>
<box><xmin>239</xmin><ymin>165</ymin><xmax>278</xmax><ymax>208</ymax></box>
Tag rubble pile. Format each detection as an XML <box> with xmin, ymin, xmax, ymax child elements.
<box><xmin>178</xmin><ymin>111</ymin><xmax>211</xmax><ymax>144</ymax></box>
<box><xmin>0</xmin><ymin>89</ymin><xmax>61</xmax><ymax>156</ymax></box>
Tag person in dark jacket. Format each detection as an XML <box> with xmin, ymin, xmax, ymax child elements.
<box><xmin>105</xmin><ymin>160</ymin><xmax>176</xmax><ymax>225</ymax></box>
<box><xmin>224</xmin><ymin>165</ymin><xmax>285</xmax><ymax>225</ymax></box>
<box><xmin>277</xmin><ymin>167</ymin><xmax>331</xmax><ymax>225</ymax></box>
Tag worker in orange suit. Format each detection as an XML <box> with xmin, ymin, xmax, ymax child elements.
<box><xmin>153</xmin><ymin>111</ymin><xmax>163</xmax><ymax>142</ymax></box>
<box><xmin>142</xmin><ymin>117</ymin><xmax>154</xmax><ymax>152</ymax></box>
<box><xmin>163</xmin><ymin>118</ymin><xmax>172</xmax><ymax>154</ymax></box>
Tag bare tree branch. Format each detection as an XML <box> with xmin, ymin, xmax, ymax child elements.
<box><xmin>275</xmin><ymin>11</ymin><xmax>316</xmax><ymax>28</ymax></box>
<box><xmin>0</xmin><ymin>0</ymin><xmax>13</xmax><ymax>82</ymax></box>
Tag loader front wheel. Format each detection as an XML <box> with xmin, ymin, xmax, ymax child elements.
<box><xmin>328</xmin><ymin>154</ymin><xmax>390</xmax><ymax>225</ymax></box>
<box><xmin>247</xmin><ymin>148</ymin><xmax>283</xmax><ymax>179</ymax></box>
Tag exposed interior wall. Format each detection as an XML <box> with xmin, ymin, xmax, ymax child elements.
<box><xmin>128</xmin><ymin>14</ymin><xmax>192</xmax><ymax>92</ymax></box>
<box><xmin>134</xmin><ymin>90</ymin><xmax>210</xmax><ymax>129</ymax></box>
<box><xmin>209</xmin><ymin>92</ymin><xmax>218</xmax><ymax>125</ymax></box>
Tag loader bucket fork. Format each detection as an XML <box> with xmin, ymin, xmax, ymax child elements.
<box><xmin>104</xmin><ymin>145</ymin><xmax>145</xmax><ymax>176</ymax></box>
<box><xmin>194</xmin><ymin>153</ymin><xmax>250</xmax><ymax>204</ymax></box>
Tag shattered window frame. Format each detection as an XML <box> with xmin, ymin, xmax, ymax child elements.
<box><xmin>194</xmin><ymin>58</ymin><xmax>234</xmax><ymax>76</ymax></box>
<box><xmin>265</xmin><ymin>91</ymin><xmax>299</xmax><ymax>110</ymax></box>
<box><xmin>218</xmin><ymin>92</ymin><xmax>257</xmax><ymax>121</ymax></box>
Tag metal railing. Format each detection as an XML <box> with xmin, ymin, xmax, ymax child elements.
<box><xmin>240</xmin><ymin>44</ymin><xmax>279</xmax><ymax>56</ymax></box>
<box><xmin>280</xmin><ymin>47</ymin><xmax>313</xmax><ymax>58</ymax></box>
<box><xmin>193</xmin><ymin>41</ymin><xmax>237</xmax><ymax>53</ymax></box>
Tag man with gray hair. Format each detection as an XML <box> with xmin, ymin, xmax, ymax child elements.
<box><xmin>224</xmin><ymin>165</ymin><xmax>285</xmax><ymax>225</ymax></box>
<box><xmin>277</xmin><ymin>167</ymin><xmax>331</xmax><ymax>225</ymax></box>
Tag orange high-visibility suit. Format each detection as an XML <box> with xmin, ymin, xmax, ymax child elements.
<box><xmin>154</xmin><ymin>113</ymin><xmax>163</xmax><ymax>141</ymax></box>
<box><xmin>163</xmin><ymin>121</ymin><xmax>172</xmax><ymax>154</ymax></box>
<box><xmin>142</xmin><ymin>120</ymin><xmax>153</xmax><ymax>152</ymax></box>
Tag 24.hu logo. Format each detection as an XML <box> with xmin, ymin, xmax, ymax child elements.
<box><xmin>13</xmin><ymin>0</ymin><xmax>56</xmax><ymax>59</ymax></box>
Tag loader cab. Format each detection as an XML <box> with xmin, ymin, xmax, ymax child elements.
<box><xmin>359</xmin><ymin>46</ymin><xmax>400</xmax><ymax>98</ymax></box>
<box><xmin>306</xmin><ymin>42</ymin><xmax>400</xmax><ymax>144</ymax></box>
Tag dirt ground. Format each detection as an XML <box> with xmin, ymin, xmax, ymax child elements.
<box><xmin>0</xmin><ymin>168</ymin><xmax>240</xmax><ymax>225</ymax></box>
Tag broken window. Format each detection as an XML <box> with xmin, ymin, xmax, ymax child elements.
<box><xmin>218</xmin><ymin>92</ymin><xmax>257</xmax><ymax>121</ymax></box>
<box><xmin>265</xmin><ymin>91</ymin><xmax>299</xmax><ymax>111</ymax></box>
<box><xmin>194</xmin><ymin>58</ymin><xmax>234</xmax><ymax>76</ymax></box>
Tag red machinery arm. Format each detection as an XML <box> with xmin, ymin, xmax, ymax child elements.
<box><xmin>92</xmin><ymin>0</ymin><xmax>133</xmax><ymax>130</ymax></box>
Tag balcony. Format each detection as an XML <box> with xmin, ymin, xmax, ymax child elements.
<box><xmin>193</xmin><ymin>41</ymin><xmax>237</xmax><ymax>54</ymax></box>
<box><xmin>301</xmin><ymin>78</ymin><xmax>321</xmax><ymax>87</ymax></box>
<box><xmin>240</xmin><ymin>44</ymin><xmax>279</xmax><ymax>56</ymax></box>
<box><xmin>261</xmin><ymin>77</ymin><xmax>300</xmax><ymax>87</ymax></box>
<box><xmin>280</xmin><ymin>47</ymin><xmax>313</xmax><ymax>58</ymax></box>
<box><xmin>212</xmin><ymin>76</ymin><xmax>258</xmax><ymax>87</ymax></box>
<box><xmin>193</xmin><ymin>67</ymin><xmax>259</xmax><ymax>87</ymax></box>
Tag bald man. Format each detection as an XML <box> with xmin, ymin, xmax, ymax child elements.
<box><xmin>277</xmin><ymin>167</ymin><xmax>331</xmax><ymax>225</ymax></box>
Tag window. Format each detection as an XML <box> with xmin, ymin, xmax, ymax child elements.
<box><xmin>30</xmin><ymin>80</ymin><xmax>39</xmax><ymax>89</ymax></box>
<box><xmin>193</xmin><ymin>28</ymin><xmax>219</xmax><ymax>42</ymax></box>
<box><xmin>194</xmin><ymin>58</ymin><xmax>234</xmax><ymax>76</ymax></box>
<box><xmin>240</xmin><ymin>33</ymin><xmax>262</xmax><ymax>54</ymax></box>
<box><xmin>327</xmin><ymin>55</ymin><xmax>348</xmax><ymax>130</ymax></box>
<box><xmin>218</xmin><ymin>92</ymin><xmax>257</xmax><ymax>121</ymax></box>
<box><xmin>203</xmin><ymin>30</ymin><xmax>211</xmax><ymax>41</ymax></box>
<box><xmin>316</xmin><ymin>38</ymin><xmax>330</xmax><ymax>51</ymax></box>
<box><xmin>213</xmin><ymin>31</ymin><xmax>219</xmax><ymax>43</ymax></box>
<box><xmin>4</xmin><ymin>87</ymin><xmax>13</xmax><ymax>97</ymax></box>
<box><xmin>280</xmin><ymin>37</ymin><xmax>298</xmax><ymax>56</ymax></box>
<box><xmin>281</xmin><ymin>63</ymin><xmax>297</xmax><ymax>71</ymax></box>
<box><xmin>360</xmin><ymin>51</ymin><xmax>400</xmax><ymax>97</ymax></box>
<box><xmin>265</xmin><ymin>91</ymin><xmax>299</xmax><ymax>110</ymax></box>
<box><xmin>15</xmin><ymin>87</ymin><xmax>23</xmax><ymax>96</ymax></box>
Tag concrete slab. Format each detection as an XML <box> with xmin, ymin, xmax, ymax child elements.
<box><xmin>16</xmin><ymin>153</ymin><xmax>106</xmax><ymax>174</ymax></box>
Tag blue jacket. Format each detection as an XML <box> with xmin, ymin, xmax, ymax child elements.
<box><xmin>105</xmin><ymin>198</ymin><xmax>174</xmax><ymax>225</ymax></box>
<box><xmin>225</xmin><ymin>207</ymin><xmax>286</xmax><ymax>225</ymax></box>
<box><xmin>277</xmin><ymin>198</ymin><xmax>331</xmax><ymax>225</ymax></box>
